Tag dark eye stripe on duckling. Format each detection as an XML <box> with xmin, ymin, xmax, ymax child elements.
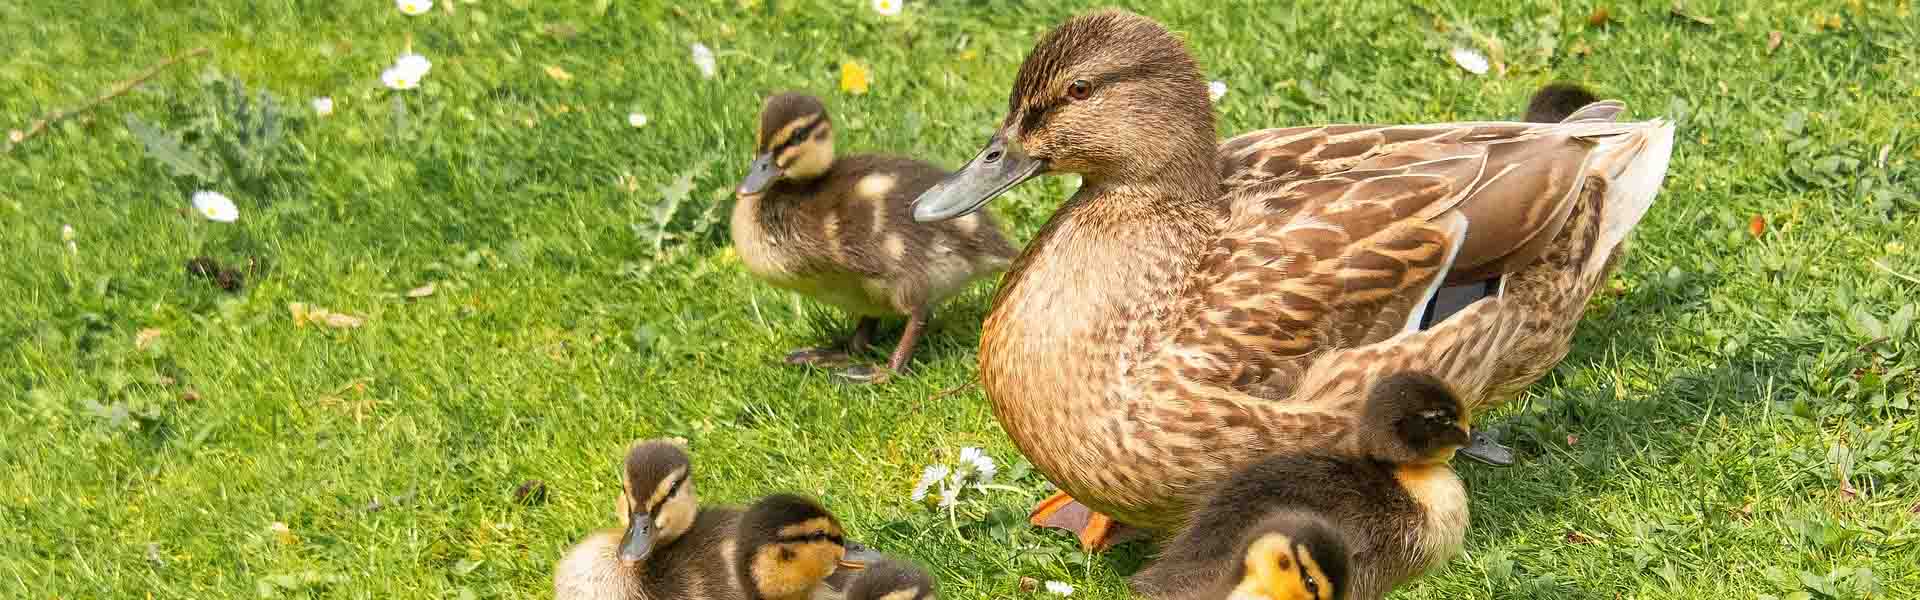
<box><xmin>645</xmin><ymin>472</ymin><xmax>686</xmax><ymax>514</ymax></box>
<box><xmin>765</xmin><ymin>116</ymin><xmax>829</xmax><ymax>159</ymax></box>
<box><xmin>773</xmin><ymin>530</ymin><xmax>844</xmax><ymax>546</ymax></box>
<box><xmin>1293</xmin><ymin>541</ymin><xmax>1330</xmax><ymax>600</ymax></box>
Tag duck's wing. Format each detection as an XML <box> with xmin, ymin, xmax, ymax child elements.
<box><xmin>1154</xmin><ymin>120</ymin><xmax>1663</xmax><ymax>402</ymax></box>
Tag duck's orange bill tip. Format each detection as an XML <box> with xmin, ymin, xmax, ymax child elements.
<box><xmin>837</xmin><ymin>559</ymin><xmax>869</xmax><ymax>570</ymax></box>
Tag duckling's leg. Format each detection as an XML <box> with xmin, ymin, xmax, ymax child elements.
<box><xmin>837</xmin><ymin>308</ymin><xmax>927</xmax><ymax>384</ymax></box>
<box><xmin>1029</xmin><ymin>491</ymin><xmax>1140</xmax><ymax>552</ymax></box>
<box><xmin>785</xmin><ymin>317</ymin><xmax>879</xmax><ymax>367</ymax></box>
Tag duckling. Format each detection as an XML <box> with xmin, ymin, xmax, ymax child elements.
<box><xmin>732</xmin><ymin>92</ymin><xmax>1020</xmax><ymax>383</ymax></box>
<box><xmin>554</xmin><ymin>439</ymin><xmax>739</xmax><ymax>600</ymax></box>
<box><xmin>843</xmin><ymin>558</ymin><xmax>939</xmax><ymax>600</ymax></box>
<box><xmin>556</xmin><ymin>443</ymin><xmax>867</xmax><ymax>600</ymax></box>
<box><xmin>1523</xmin><ymin>82</ymin><xmax>1605</xmax><ymax>124</ymax></box>
<box><xmin>1130</xmin><ymin>372</ymin><xmax>1471</xmax><ymax>600</ymax></box>
<box><xmin>734</xmin><ymin>493</ymin><xmax>864</xmax><ymax>600</ymax></box>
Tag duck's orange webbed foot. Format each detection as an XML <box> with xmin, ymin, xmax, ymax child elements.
<box><xmin>1028</xmin><ymin>491</ymin><xmax>1141</xmax><ymax>552</ymax></box>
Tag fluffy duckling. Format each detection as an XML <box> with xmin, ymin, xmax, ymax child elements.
<box><xmin>555</xmin><ymin>443</ymin><xmax>866</xmax><ymax>600</ymax></box>
<box><xmin>554</xmin><ymin>439</ymin><xmax>738</xmax><ymax>600</ymax></box>
<box><xmin>733</xmin><ymin>494</ymin><xmax>865</xmax><ymax>600</ymax></box>
<box><xmin>843</xmin><ymin>558</ymin><xmax>939</xmax><ymax>600</ymax></box>
<box><xmin>1523</xmin><ymin>82</ymin><xmax>1602</xmax><ymax>123</ymax></box>
<box><xmin>1130</xmin><ymin>372</ymin><xmax>1472</xmax><ymax>600</ymax></box>
<box><xmin>732</xmin><ymin>92</ymin><xmax>1020</xmax><ymax>383</ymax></box>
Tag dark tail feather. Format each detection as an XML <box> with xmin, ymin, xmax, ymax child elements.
<box><xmin>1524</xmin><ymin>82</ymin><xmax>1602</xmax><ymax>123</ymax></box>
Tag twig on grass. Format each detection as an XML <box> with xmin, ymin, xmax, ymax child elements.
<box><xmin>4</xmin><ymin>46</ymin><xmax>211</xmax><ymax>154</ymax></box>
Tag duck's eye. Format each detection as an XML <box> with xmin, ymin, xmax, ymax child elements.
<box><xmin>1066</xmin><ymin>79</ymin><xmax>1092</xmax><ymax>100</ymax></box>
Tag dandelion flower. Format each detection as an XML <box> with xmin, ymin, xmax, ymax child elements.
<box><xmin>911</xmin><ymin>464</ymin><xmax>949</xmax><ymax>501</ymax></box>
<box><xmin>396</xmin><ymin>0</ymin><xmax>431</xmax><ymax>16</ymax></box>
<box><xmin>1208</xmin><ymin>80</ymin><xmax>1227</xmax><ymax>102</ymax></box>
<box><xmin>690</xmin><ymin>43</ymin><xmax>717</xmax><ymax>79</ymax></box>
<box><xmin>629</xmin><ymin>112</ymin><xmax>649</xmax><ymax>128</ymax></box>
<box><xmin>839</xmin><ymin>61</ymin><xmax>870</xmax><ymax>95</ymax></box>
<box><xmin>312</xmin><ymin>97</ymin><xmax>334</xmax><ymax>116</ymax></box>
<box><xmin>191</xmin><ymin>191</ymin><xmax>239</xmax><ymax>223</ymax></box>
<box><xmin>871</xmin><ymin>0</ymin><xmax>902</xmax><ymax>17</ymax></box>
<box><xmin>1448</xmin><ymin>47</ymin><xmax>1489</xmax><ymax>75</ymax></box>
<box><xmin>394</xmin><ymin>53</ymin><xmax>432</xmax><ymax>78</ymax></box>
<box><xmin>1044</xmin><ymin>581</ymin><xmax>1075</xmax><ymax>596</ymax></box>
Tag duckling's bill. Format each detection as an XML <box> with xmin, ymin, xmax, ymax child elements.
<box><xmin>911</xmin><ymin>132</ymin><xmax>1044</xmax><ymax>222</ymax></box>
<box><xmin>737</xmin><ymin>153</ymin><xmax>780</xmax><ymax>198</ymax></box>
<box><xmin>617</xmin><ymin>513</ymin><xmax>654</xmax><ymax>563</ymax></box>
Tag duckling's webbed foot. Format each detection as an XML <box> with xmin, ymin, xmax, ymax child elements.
<box><xmin>1460</xmin><ymin>428</ymin><xmax>1516</xmax><ymax>466</ymax></box>
<box><xmin>1029</xmin><ymin>491</ymin><xmax>1144</xmax><ymax>552</ymax></box>
<box><xmin>784</xmin><ymin>317</ymin><xmax>881</xmax><ymax>367</ymax></box>
<box><xmin>784</xmin><ymin>347</ymin><xmax>853</xmax><ymax>367</ymax></box>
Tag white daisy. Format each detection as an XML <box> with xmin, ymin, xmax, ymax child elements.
<box><xmin>958</xmin><ymin>447</ymin><xmax>983</xmax><ymax>467</ymax></box>
<box><xmin>394</xmin><ymin>53</ymin><xmax>432</xmax><ymax>78</ymax></box>
<box><xmin>1208</xmin><ymin>80</ymin><xmax>1227</xmax><ymax>102</ymax></box>
<box><xmin>871</xmin><ymin>0</ymin><xmax>902</xmax><ymax>17</ymax></box>
<box><xmin>628</xmin><ymin>112</ymin><xmax>648</xmax><ymax>128</ymax></box>
<box><xmin>381</xmin><ymin>67</ymin><xmax>419</xmax><ymax>90</ymax></box>
<box><xmin>911</xmin><ymin>464</ymin><xmax>949</xmax><ymax>501</ymax></box>
<box><xmin>311</xmin><ymin>97</ymin><xmax>334</xmax><ymax>117</ymax></box>
<box><xmin>396</xmin><ymin>0</ymin><xmax>431</xmax><ymax>16</ymax></box>
<box><xmin>690</xmin><ymin>43</ymin><xmax>716</xmax><ymax>79</ymax></box>
<box><xmin>191</xmin><ymin>191</ymin><xmax>239</xmax><ymax>223</ymax></box>
<box><xmin>1448</xmin><ymin>47</ymin><xmax>1489</xmax><ymax>75</ymax></box>
<box><xmin>1044</xmin><ymin>581</ymin><xmax>1075</xmax><ymax>596</ymax></box>
<box><xmin>971</xmin><ymin>454</ymin><xmax>997</xmax><ymax>485</ymax></box>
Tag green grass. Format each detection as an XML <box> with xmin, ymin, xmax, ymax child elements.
<box><xmin>4</xmin><ymin>0</ymin><xmax>1918</xmax><ymax>598</ymax></box>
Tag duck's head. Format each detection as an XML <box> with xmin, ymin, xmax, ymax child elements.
<box><xmin>1221</xmin><ymin>512</ymin><xmax>1350</xmax><ymax>600</ymax></box>
<box><xmin>738</xmin><ymin>92</ymin><xmax>836</xmax><ymax>199</ymax></box>
<box><xmin>844</xmin><ymin>558</ymin><xmax>938</xmax><ymax>600</ymax></box>
<box><xmin>913</xmin><ymin>9</ymin><xmax>1217</xmax><ymax>222</ymax></box>
<box><xmin>1357</xmin><ymin>372</ymin><xmax>1471</xmax><ymax>465</ymax></box>
<box><xmin>735</xmin><ymin>494</ymin><xmax>864</xmax><ymax>600</ymax></box>
<box><xmin>613</xmin><ymin>439</ymin><xmax>698</xmax><ymax>564</ymax></box>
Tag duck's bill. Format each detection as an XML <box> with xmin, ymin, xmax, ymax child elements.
<box><xmin>1459</xmin><ymin>429</ymin><xmax>1515</xmax><ymax>466</ymax></box>
<box><xmin>736</xmin><ymin>153</ymin><xmax>779</xmax><ymax>198</ymax></box>
<box><xmin>912</xmin><ymin>133</ymin><xmax>1044</xmax><ymax>222</ymax></box>
<box><xmin>836</xmin><ymin>542</ymin><xmax>886</xmax><ymax>570</ymax></box>
<box><xmin>617</xmin><ymin>515</ymin><xmax>653</xmax><ymax>564</ymax></box>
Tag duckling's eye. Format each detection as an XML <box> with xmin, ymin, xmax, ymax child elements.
<box><xmin>1066</xmin><ymin>79</ymin><xmax>1092</xmax><ymax>100</ymax></box>
<box><xmin>1302</xmin><ymin>573</ymin><xmax>1318</xmax><ymax>595</ymax></box>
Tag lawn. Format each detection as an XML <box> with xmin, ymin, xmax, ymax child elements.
<box><xmin>3</xmin><ymin>0</ymin><xmax>1918</xmax><ymax>598</ymax></box>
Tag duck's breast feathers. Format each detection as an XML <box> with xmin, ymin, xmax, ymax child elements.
<box><xmin>1156</xmin><ymin>119</ymin><xmax>1666</xmax><ymax>400</ymax></box>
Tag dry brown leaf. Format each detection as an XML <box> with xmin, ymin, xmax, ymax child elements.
<box><xmin>322</xmin><ymin>312</ymin><xmax>366</xmax><ymax>329</ymax></box>
<box><xmin>1767</xmin><ymin>30</ymin><xmax>1784</xmax><ymax>53</ymax></box>
<box><xmin>135</xmin><ymin>328</ymin><xmax>166</xmax><ymax>351</ymax></box>
<box><xmin>181</xmin><ymin>389</ymin><xmax>202</xmax><ymax>402</ymax></box>
<box><xmin>1564</xmin><ymin>530</ymin><xmax>1594</xmax><ymax>544</ymax></box>
<box><xmin>1588</xmin><ymin>6</ymin><xmax>1612</xmax><ymax>27</ymax></box>
<box><xmin>291</xmin><ymin>302</ymin><xmax>366</xmax><ymax>329</ymax></box>
<box><xmin>543</xmin><ymin>65</ymin><xmax>574</xmax><ymax>81</ymax></box>
<box><xmin>1749</xmin><ymin>214</ymin><xmax>1767</xmax><ymax>238</ymax></box>
<box><xmin>406</xmin><ymin>282</ymin><xmax>437</xmax><ymax>299</ymax></box>
<box><xmin>1018</xmin><ymin>578</ymin><xmax>1039</xmax><ymax>593</ymax></box>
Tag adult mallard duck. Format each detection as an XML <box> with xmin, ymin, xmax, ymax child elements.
<box><xmin>1132</xmin><ymin>372</ymin><xmax>1474</xmax><ymax>600</ymax></box>
<box><xmin>732</xmin><ymin>92</ymin><xmax>1021</xmax><ymax>383</ymax></box>
<box><xmin>910</xmin><ymin>10</ymin><xmax>1675</xmax><ymax>550</ymax></box>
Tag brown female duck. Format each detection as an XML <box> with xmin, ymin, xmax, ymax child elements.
<box><xmin>733</xmin><ymin>92</ymin><xmax>1020</xmax><ymax>383</ymax></box>
<box><xmin>1132</xmin><ymin>373</ymin><xmax>1473</xmax><ymax>600</ymax></box>
<box><xmin>910</xmin><ymin>10</ymin><xmax>1675</xmax><ymax>549</ymax></box>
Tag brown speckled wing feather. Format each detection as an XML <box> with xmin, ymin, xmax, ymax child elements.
<box><xmin>1155</xmin><ymin>122</ymin><xmax>1643</xmax><ymax>402</ymax></box>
